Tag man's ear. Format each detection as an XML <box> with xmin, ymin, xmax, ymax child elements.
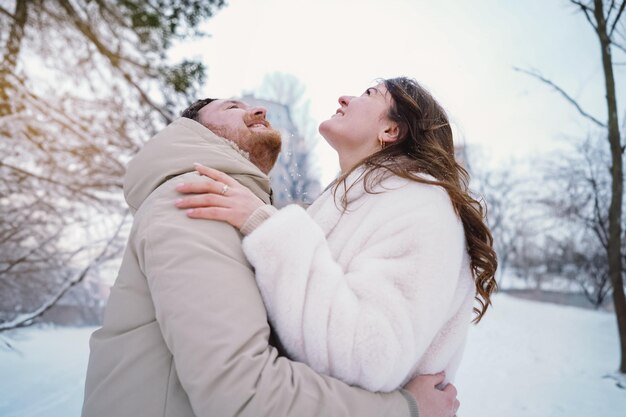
<box><xmin>378</xmin><ymin>122</ymin><xmax>400</xmax><ymax>145</ymax></box>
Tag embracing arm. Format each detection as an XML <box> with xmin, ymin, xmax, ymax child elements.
<box><xmin>241</xmin><ymin>185</ymin><xmax>467</xmax><ymax>392</ymax></box>
<box><xmin>140</xmin><ymin>174</ymin><xmax>416</xmax><ymax>417</ymax></box>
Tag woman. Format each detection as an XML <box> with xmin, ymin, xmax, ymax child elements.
<box><xmin>175</xmin><ymin>77</ymin><xmax>497</xmax><ymax>392</ymax></box>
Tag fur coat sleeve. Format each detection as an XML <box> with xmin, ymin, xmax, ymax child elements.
<box><xmin>242</xmin><ymin>176</ymin><xmax>474</xmax><ymax>392</ymax></box>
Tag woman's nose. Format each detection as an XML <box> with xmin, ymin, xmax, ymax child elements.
<box><xmin>338</xmin><ymin>95</ymin><xmax>352</xmax><ymax>106</ymax></box>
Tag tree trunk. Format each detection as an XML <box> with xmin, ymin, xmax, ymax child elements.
<box><xmin>0</xmin><ymin>0</ymin><xmax>28</xmax><ymax>116</ymax></box>
<box><xmin>594</xmin><ymin>0</ymin><xmax>626</xmax><ymax>373</ymax></box>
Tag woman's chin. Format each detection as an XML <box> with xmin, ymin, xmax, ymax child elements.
<box><xmin>318</xmin><ymin>119</ymin><xmax>337</xmax><ymax>140</ymax></box>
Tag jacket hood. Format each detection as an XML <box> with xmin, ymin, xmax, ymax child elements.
<box><xmin>124</xmin><ymin>117</ymin><xmax>272</xmax><ymax>214</ymax></box>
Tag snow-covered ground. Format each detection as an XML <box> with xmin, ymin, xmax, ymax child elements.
<box><xmin>0</xmin><ymin>294</ymin><xmax>624</xmax><ymax>417</ymax></box>
<box><xmin>0</xmin><ymin>326</ymin><xmax>92</xmax><ymax>417</ymax></box>
<box><xmin>455</xmin><ymin>294</ymin><xmax>624</xmax><ymax>417</ymax></box>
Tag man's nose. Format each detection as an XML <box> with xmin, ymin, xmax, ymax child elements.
<box><xmin>250</xmin><ymin>106</ymin><xmax>267</xmax><ymax>119</ymax></box>
<box><xmin>338</xmin><ymin>96</ymin><xmax>352</xmax><ymax>106</ymax></box>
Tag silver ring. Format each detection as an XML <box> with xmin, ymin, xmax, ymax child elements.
<box><xmin>220</xmin><ymin>184</ymin><xmax>229</xmax><ymax>196</ymax></box>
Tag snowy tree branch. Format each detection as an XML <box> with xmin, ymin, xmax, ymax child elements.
<box><xmin>0</xmin><ymin>162</ymin><xmax>104</xmax><ymax>203</ymax></box>
<box><xmin>0</xmin><ymin>213</ymin><xmax>128</xmax><ymax>332</ymax></box>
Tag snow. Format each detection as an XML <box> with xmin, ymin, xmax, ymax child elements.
<box><xmin>0</xmin><ymin>326</ymin><xmax>92</xmax><ymax>417</ymax></box>
<box><xmin>455</xmin><ymin>295</ymin><xmax>625</xmax><ymax>417</ymax></box>
<box><xmin>0</xmin><ymin>294</ymin><xmax>624</xmax><ymax>417</ymax></box>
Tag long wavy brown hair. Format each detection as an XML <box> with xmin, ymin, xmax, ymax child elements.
<box><xmin>334</xmin><ymin>77</ymin><xmax>498</xmax><ymax>323</ymax></box>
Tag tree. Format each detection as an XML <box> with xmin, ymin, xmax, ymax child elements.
<box><xmin>0</xmin><ymin>0</ymin><xmax>225</xmax><ymax>330</ymax></box>
<box><xmin>517</xmin><ymin>0</ymin><xmax>626</xmax><ymax>372</ymax></box>
<box><xmin>467</xmin><ymin>151</ymin><xmax>522</xmax><ymax>283</ymax></box>
<box><xmin>256</xmin><ymin>72</ymin><xmax>321</xmax><ymax>206</ymax></box>
<box><xmin>539</xmin><ymin>138</ymin><xmax>613</xmax><ymax>308</ymax></box>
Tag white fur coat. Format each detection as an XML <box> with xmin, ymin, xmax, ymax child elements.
<box><xmin>243</xmin><ymin>172</ymin><xmax>475</xmax><ymax>392</ymax></box>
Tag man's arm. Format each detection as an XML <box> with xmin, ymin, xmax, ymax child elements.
<box><xmin>137</xmin><ymin>173</ymin><xmax>413</xmax><ymax>417</ymax></box>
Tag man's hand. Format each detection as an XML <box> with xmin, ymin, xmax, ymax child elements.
<box><xmin>403</xmin><ymin>372</ymin><xmax>459</xmax><ymax>417</ymax></box>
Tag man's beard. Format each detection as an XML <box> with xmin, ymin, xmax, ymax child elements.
<box><xmin>208</xmin><ymin>123</ymin><xmax>282</xmax><ymax>174</ymax></box>
<box><xmin>244</xmin><ymin>129</ymin><xmax>282</xmax><ymax>174</ymax></box>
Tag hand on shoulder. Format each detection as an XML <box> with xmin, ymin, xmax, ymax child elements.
<box><xmin>174</xmin><ymin>163</ymin><xmax>266</xmax><ymax>230</ymax></box>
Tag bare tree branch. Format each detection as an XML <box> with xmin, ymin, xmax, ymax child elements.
<box><xmin>609</xmin><ymin>1</ymin><xmax>626</xmax><ymax>36</ymax></box>
<box><xmin>611</xmin><ymin>39</ymin><xmax>626</xmax><ymax>54</ymax></box>
<box><xmin>92</xmin><ymin>0</ymin><xmax>127</xmax><ymax>27</ymax></box>
<box><xmin>17</xmin><ymin>87</ymin><xmax>128</xmax><ymax>174</ymax></box>
<box><xmin>607</xmin><ymin>0</ymin><xmax>617</xmax><ymax>22</ymax></box>
<box><xmin>0</xmin><ymin>6</ymin><xmax>15</xmax><ymax>20</ymax></box>
<box><xmin>0</xmin><ymin>0</ymin><xmax>28</xmax><ymax>93</ymax></box>
<box><xmin>0</xmin><ymin>228</ymin><xmax>65</xmax><ymax>275</ymax></box>
<box><xmin>120</xmin><ymin>70</ymin><xmax>174</xmax><ymax>123</ymax></box>
<box><xmin>571</xmin><ymin>0</ymin><xmax>600</xmax><ymax>33</ymax></box>
<box><xmin>589</xmin><ymin>177</ymin><xmax>610</xmax><ymax>248</ymax></box>
<box><xmin>514</xmin><ymin>67</ymin><xmax>607</xmax><ymax>128</ymax></box>
<box><xmin>0</xmin><ymin>161</ymin><xmax>104</xmax><ymax>202</ymax></box>
<box><xmin>0</xmin><ymin>213</ymin><xmax>128</xmax><ymax>332</ymax></box>
<box><xmin>56</xmin><ymin>0</ymin><xmax>173</xmax><ymax>123</ymax></box>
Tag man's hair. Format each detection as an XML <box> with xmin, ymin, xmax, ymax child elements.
<box><xmin>181</xmin><ymin>98</ymin><xmax>218</xmax><ymax>122</ymax></box>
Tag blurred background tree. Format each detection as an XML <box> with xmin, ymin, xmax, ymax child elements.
<box><xmin>255</xmin><ymin>72</ymin><xmax>322</xmax><ymax>207</ymax></box>
<box><xmin>539</xmin><ymin>137</ymin><xmax>613</xmax><ymax>309</ymax></box>
<box><xmin>506</xmin><ymin>0</ymin><xmax>626</xmax><ymax>373</ymax></box>
<box><xmin>0</xmin><ymin>0</ymin><xmax>226</xmax><ymax>330</ymax></box>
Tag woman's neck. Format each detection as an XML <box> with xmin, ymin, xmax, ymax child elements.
<box><xmin>338</xmin><ymin>155</ymin><xmax>356</xmax><ymax>174</ymax></box>
<box><xmin>338</xmin><ymin>146</ymin><xmax>377</xmax><ymax>174</ymax></box>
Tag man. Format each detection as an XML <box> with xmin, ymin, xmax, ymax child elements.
<box><xmin>82</xmin><ymin>97</ymin><xmax>460</xmax><ymax>417</ymax></box>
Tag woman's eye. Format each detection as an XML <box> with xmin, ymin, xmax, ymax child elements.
<box><xmin>228</xmin><ymin>105</ymin><xmax>238</xmax><ymax>109</ymax></box>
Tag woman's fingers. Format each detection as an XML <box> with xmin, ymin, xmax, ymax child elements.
<box><xmin>176</xmin><ymin>179</ymin><xmax>221</xmax><ymax>195</ymax></box>
<box><xmin>428</xmin><ymin>371</ymin><xmax>446</xmax><ymax>388</ymax></box>
<box><xmin>186</xmin><ymin>206</ymin><xmax>232</xmax><ymax>222</ymax></box>
<box><xmin>176</xmin><ymin>178</ymin><xmax>236</xmax><ymax>198</ymax></box>
<box><xmin>176</xmin><ymin>164</ymin><xmax>265</xmax><ymax>230</ymax></box>
<box><xmin>193</xmin><ymin>163</ymin><xmax>239</xmax><ymax>187</ymax></box>
<box><xmin>175</xmin><ymin>193</ymin><xmax>228</xmax><ymax>209</ymax></box>
<box><xmin>178</xmin><ymin>165</ymin><xmax>241</xmax><ymax>197</ymax></box>
<box><xmin>453</xmin><ymin>399</ymin><xmax>460</xmax><ymax>414</ymax></box>
<box><xmin>443</xmin><ymin>383</ymin><xmax>457</xmax><ymax>398</ymax></box>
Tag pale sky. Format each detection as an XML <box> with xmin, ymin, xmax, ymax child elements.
<box><xmin>171</xmin><ymin>0</ymin><xmax>624</xmax><ymax>184</ymax></box>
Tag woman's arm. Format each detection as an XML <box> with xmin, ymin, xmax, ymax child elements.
<box><xmin>242</xmin><ymin>187</ymin><xmax>466</xmax><ymax>392</ymax></box>
<box><xmin>175</xmin><ymin>166</ymin><xmax>468</xmax><ymax>393</ymax></box>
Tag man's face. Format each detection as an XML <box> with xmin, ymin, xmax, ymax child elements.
<box><xmin>197</xmin><ymin>99</ymin><xmax>282</xmax><ymax>174</ymax></box>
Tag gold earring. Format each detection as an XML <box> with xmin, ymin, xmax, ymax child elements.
<box><xmin>379</xmin><ymin>137</ymin><xmax>386</xmax><ymax>149</ymax></box>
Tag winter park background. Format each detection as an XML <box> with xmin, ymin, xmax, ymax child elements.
<box><xmin>1</xmin><ymin>291</ymin><xmax>625</xmax><ymax>417</ymax></box>
<box><xmin>1</xmin><ymin>0</ymin><xmax>626</xmax><ymax>416</ymax></box>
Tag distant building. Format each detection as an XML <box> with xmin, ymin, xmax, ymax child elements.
<box><xmin>241</xmin><ymin>94</ymin><xmax>321</xmax><ymax>207</ymax></box>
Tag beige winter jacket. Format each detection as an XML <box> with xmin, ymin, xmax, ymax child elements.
<box><xmin>81</xmin><ymin>117</ymin><xmax>416</xmax><ymax>417</ymax></box>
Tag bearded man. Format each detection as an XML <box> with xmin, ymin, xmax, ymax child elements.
<box><xmin>81</xmin><ymin>98</ymin><xmax>458</xmax><ymax>417</ymax></box>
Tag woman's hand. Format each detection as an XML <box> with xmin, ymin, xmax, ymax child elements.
<box><xmin>404</xmin><ymin>372</ymin><xmax>460</xmax><ymax>417</ymax></box>
<box><xmin>175</xmin><ymin>163</ymin><xmax>265</xmax><ymax>230</ymax></box>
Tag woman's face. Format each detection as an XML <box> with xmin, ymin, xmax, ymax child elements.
<box><xmin>319</xmin><ymin>83</ymin><xmax>396</xmax><ymax>169</ymax></box>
